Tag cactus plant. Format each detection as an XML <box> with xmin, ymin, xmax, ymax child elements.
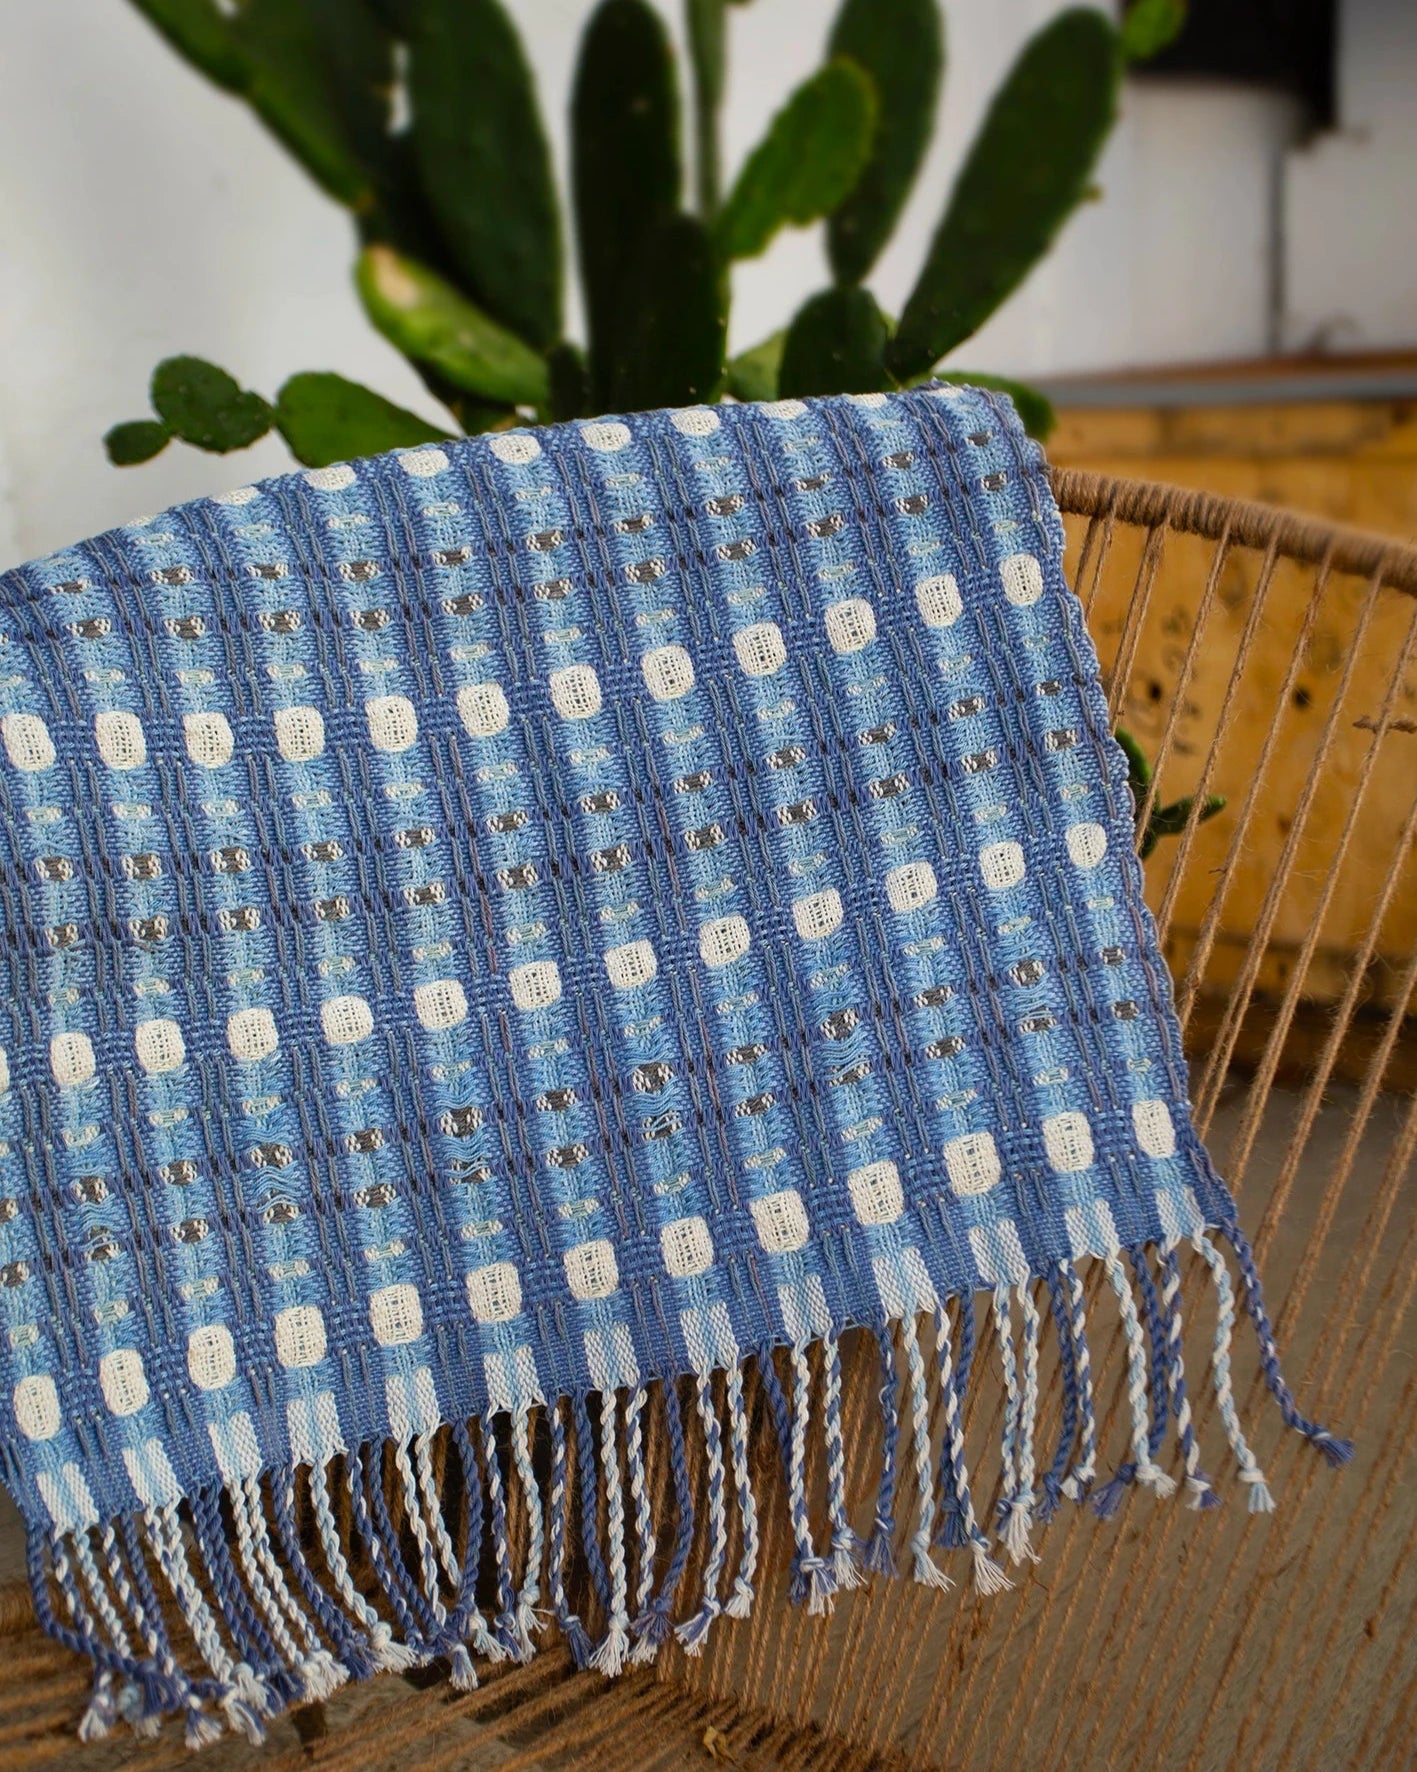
<box><xmin>105</xmin><ymin>0</ymin><xmax>1186</xmax><ymax>470</ymax></box>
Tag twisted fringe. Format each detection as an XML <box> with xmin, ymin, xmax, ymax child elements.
<box><xmin>29</xmin><ymin>1241</ymin><xmax>1345</xmax><ymax>1746</ymax></box>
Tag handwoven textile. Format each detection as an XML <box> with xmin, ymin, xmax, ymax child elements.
<box><xmin>0</xmin><ymin>385</ymin><xmax>1346</xmax><ymax>1744</ymax></box>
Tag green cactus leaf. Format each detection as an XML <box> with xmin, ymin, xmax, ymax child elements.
<box><xmin>104</xmin><ymin>420</ymin><xmax>173</xmax><ymax>467</ymax></box>
<box><xmin>149</xmin><ymin>357</ymin><xmax>274</xmax><ymax>453</ymax></box>
<box><xmin>826</xmin><ymin>0</ymin><xmax>944</xmax><ymax>285</ymax></box>
<box><xmin>715</xmin><ymin>59</ymin><xmax>876</xmax><ymax>262</ymax></box>
<box><xmin>1114</xmin><ymin>725</ymin><xmax>1153</xmax><ymax>799</ymax></box>
<box><xmin>274</xmin><ymin>372</ymin><xmax>451</xmax><ymax>468</ymax></box>
<box><xmin>886</xmin><ymin>8</ymin><xmax>1121</xmax><ymax>379</ymax></box>
<box><xmin>598</xmin><ymin>212</ymin><xmax>724</xmax><ymax>413</ymax></box>
<box><xmin>573</xmin><ymin>0</ymin><xmax>685</xmax><ymax>411</ymax></box>
<box><xmin>126</xmin><ymin>0</ymin><xmax>250</xmax><ymax>90</ymax></box>
<box><xmin>1119</xmin><ymin>0</ymin><xmax>1187</xmax><ymax>61</ymax></box>
<box><xmin>725</xmin><ymin>332</ymin><xmax>785</xmax><ymax>404</ymax></box>
<box><xmin>356</xmin><ymin>245</ymin><xmax>549</xmax><ymax>408</ymax></box>
<box><xmin>686</xmin><ymin>0</ymin><xmax>727</xmax><ymax>217</ymax></box>
<box><xmin>547</xmin><ymin>342</ymin><xmax>592</xmax><ymax>422</ymax></box>
<box><xmin>935</xmin><ymin>372</ymin><xmax>1056</xmax><ymax>441</ymax></box>
<box><xmin>409</xmin><ymin>0</ymin><xmax>562</xmax><ymax>350</ymax></box>
<box><xmin>779</xmin><ymin>286</ymin><xmax>891</xmax><ymax>397</ymax></box>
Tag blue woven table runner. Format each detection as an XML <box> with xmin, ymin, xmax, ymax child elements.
<box><xmin>0</xmin><ymin>385</ymin><xmax>1345</xmax><ymax>1744</ymax></box>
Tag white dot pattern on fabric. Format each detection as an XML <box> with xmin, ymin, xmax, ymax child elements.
<box><xmin>944</xmin><ymin>1131</ymin><xmax>1002</xmax><ymax>1197</ymax></box>
<box><xmin>670</xmin><ymin>408</ymin><xmax>720</xmax><ymax>435</ymax></box>
<box><xmin>99</xmin><ymin>1349</ymin><xmax>149</xmax><ymax>1417</ymax></box>
<box><xmin>214</xmin><ymin>485</ymin><xmax>259</xmax><ymax>506</ymax></box>
<box><xmin>824</xmin><ymin>598</ymin><xmax>877</xmax><ymax>654</ymax></box>
<box><xmin>0</xmin><ymin>1049</ymin><xmax>9</xmax><ymax>1095</ymax></box>
<box><xmin>733</xmin><ymin>622</ymin><xmax>787</xmax><ymax>678</ymax></box>
<box><xmin>792</xmin><ymin>889</ymin><xmax>843</xmax><ymax>942</ymax></box>
<box><xmin>886</xmin><ymin>861</ymin><xmax>937</xmax><ymax>914</ymax></box>
<box><xmin>95</xmin><ymin>710</ymin><xmax>146</xmax><ymax>771</ymax></box>
<box><xmin>915</xmin><ymin>574</ymin><xmax>962</xmax><ymax>629</ymax></box>
<box><xmin>660</xmin><ymin>1216</ymin><xmax>714</xmax><ymax>1278</ymax></box>
<box><xmin>549</xmin><ymin>664</ymin><xmax>603</xmax><ymax>721</ymax></box>
<box><xmin>1043</xmin><ymin>1110</ymin><xmax>1095</xmax><ymax>1174</ymax></box>
<box><xmin>699</xmin><ymin>915</ymin><xmax>751</xmax><ymax>969</ymax></box>
<box><xmin>565</xmin><ymin>1239</ymin><xmax>619</xmax><ymax>1301</ymax></box>
<box><xmin>846</xmin><ymin>391</ymin><xmax>890</xmax><ymax>409</ymax></box>
<box><xmin>370</xmin><ymin>1284</ymin><xmax>424</xmax><ymax>1346</ymax></box>
<box><xmin>274</xmin><ymin>704</ymin><xmax>325</xmax><ymax>763</ymax></box>
<box><xmin>847</xmin><ymin>1160</ymin><xmax>904</xmax><ymax>1226</ymax></box>
<box><xmin>1000</xmin><ymin>552</ymin><xmax>1043</xmax><ymax>607</ymax></box>
<box><xmin>305</xmin><ymin>464</ymin><xmax>356</xmax><ymax>491</ymax></box>
<box><xmin>14</xmin><ymin>1374</ymin><xmax>60</xmax><ymax>1441</ymax></box>
<box><xmin>399</xmin><ymin>448</ymin><xmax>448</xmax><ymax>478</ymax></box>
<box><xmin>641</xmin><ymin>644</ymin><xmax>695</xmax><ymax>702</ymax></box>
<box><xmin>750</xmin><ymin>1190</ymin><xmax>810</xmax><ymax>1253</ymax></box>
<box><xmin>414</xmin><ymin>979</ymin><xmax>468</xmax><ymax>1030</ymax></box>
<box><xmin>227</xmin><ymin>1007</ymin><xmax>278</xmax><ymax>1063</ymax></box>
<box><xmin>581</xmin><ymin>422</ymin><xmax>630</xmax><ymax>452</ymax></box>
<box><xmin>457</xmin><ymin>681</ymin><xmax>511</xmax><ymax>738</ymax></box>
<box><xmin>489</xmin><ymin>433</ymin><xmax>541</xmax><ymax>464</ymax></box>
<box><xmin>508</xmin><ymin>960</ymin><xmax>561</xmax><ymax>1012</ymax></box>
<box><xmin>2</xmin><ymin>713</ymin><xmax>56</xmax><ymax>772</ymax></box>
<box><xmin>1066</xmin><ymin>822</ymin><xmax>1108</xmax><ymax>869</ymax></box>
<box><xmin>50</xmin><ymin>1031</ymin><xmax>95</xmax><ymax>1088</ymax></box>
<box><xmin>188</xmin><ymin>1324</ymin><xmax>236</xmax><ymax>1391</ymax></box>
<box><xmin>466</xmin><ymin>1262</ymin><xmax>522</xmax><ymax>1323</ymax></box>
<box><xmin>762</xmin><ymin>400</ymin><xmax>806</xmax><ymax>420</ymax></box>
<box><xmin>184</xmin><ymin>712</ymin><xmax>234</xmax><ymax>769</ymax></box>
<box><xmin>605</xmin><ymin>940</ymin><xmax>657</xmax><ymax>991</ymax></box>
<box><xmin>321</xmin><ymin>995</ymin><xmax>374</xmax><ymax>1046</ymax></box>
<box><xmin>136</xmin><ymin>1019</ymin><xmax>185</xmax><ymax>1075</ymax></box>
<box><xmin>366</xmin><ymin>695</ymin><xmax>418</xmax><ymax>753</ymax></box>
<box><xmin>980</xmin><ymin>841</ymin><xmax>1025</xmax><ymax>891</ymax></box>
<box><xmin>1133</xmin><ymin>1098</ymin><xmax>1177</xmax><ymax>1159</ymax></box>
<box><xmin>274</xmin><ymin>1306</ymin><xmax>327</xmax><ymax>1369</ymax></box>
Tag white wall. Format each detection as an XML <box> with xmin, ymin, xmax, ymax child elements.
<box><xmin>0</xmin><ymin>0</ymin><xmax>1357</xmax><ymax>568</ymax></box>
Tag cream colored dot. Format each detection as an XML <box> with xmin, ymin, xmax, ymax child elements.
<box><xmin>14</xmin><ymin>1374</ymin><xmax>60</xmax><ymax>1441</ymax></box>
<box><xmin>1000</xmin><ymin>552</ymin><xmax>1043</xmax><ymax>607</ymax></box>
<box><xmin>660</xmin><ymin>1216</ymin><xmax>714</xmax><ymax>1277</ymax></box>
<box><xmin>1066</xmin><ymin>822</ymin><xmax>1107</xmax><ymax>869</ymax></box>
<box><xmin>304</xmin><ymin>464</ymin><xmax>356</xmax><ymax>491</ymax></box>
<box><xmin>366</xmin><ymin>694</ymin><xmax>418</xmax><ymax>752</ymax></box>
<box><xmin>605</xmin><ymin>940</ymin><xmax>657</xmax><ymax>991</ymax></box>
<box><xmin>274</xmin><ymin>1305</ymin><xmax>327</xmax><ymax>1369</ymax></box>
<box><xmin>944</xmin><ymin>1131</ymin><xmax>1001</xmax><ymax>1197</ymax></box>
<box><xmin>733</xmin><ymin>621</ymin><xmax>786</xmax><ymax>678</ymax></box>
<box><xmin>1132</xmin><ymin>1099</ymin><xmax>1177</xmax><ymax>1159</ymax></box>
<box><xmin>489</xmin><ymin>432</ymin><xmax>541</xmax><ymax>464</ymax></box>
<box><xmin>565</xmin><ymin>1240</ymin><xmax>619</xmax><ymax>1300</ymax></box>
<box><xmin>457</xmin><ymin>681</ymin><xmax>510</xmax><ymax>738</ymax></box>
<box><xmin>321</xmin><ymin>994</ymin><xmax>374</xmax><ymax>1046</ymax></box>
<box><xmin>979</xmin><ymin>840</ymin><xmax>1025</xmax><ymax>891</ymax></box>
<box><xmin>187</xmin><ymin>1324</ymin><xmax>236</xmax><ymax>1391</ymax></box>
<box><xmin>549</xmin><ymin>664</ymin><xmax>602</xmax><ymax>721</ymax></box>
<box><xmin>580</xmin><ymin>422</ymin><xmax>630</xmax><ymax>452</ymax></box>
<box><xmin>399</xmin><ymin>447</ymin><xmax>449</xmax><ymax>478</ymax></box>
<box><xmin>1</xmin><ymin>713</ymin><xmax>55</xmax><ymax>772</ymax></box>
<box><xmin>509</xmin><ymin>960</ymin><xmax>561</xmax><ymax>1011</ymax></box>
<box><xmin>214</xmin><ymin>485</ymin><xmax>259</xmax><ymax>507</ymax></box>
<box><xmin>274</xmin><ymin>704</ymin><xmax>325</xmax><ymax>762</ymax></box>
<box><xmin>370</xmin><ymin>1283</ymin><xmax>424</xmax><ymax>1346</ymax></box>
<box><xmin>699</xmin><ymin>915</ymin><xmax>750</xmax><ymax>969</ymax></box>
<box><xmin>184</xmin><ymin>711</ymin><xmax>234</xmax><ymax>769</ymax></box>
<box><xmin>824</xmin><ymin>597</ymin><xmax>877</xmax><ymax>654</ymax></box>
<box><xmin>846</xmin><ymin>391</ymin><xmax>890</xmax><ymax>409</ymax></box>
<box><xmin>413</xmin><ymin>978</ymin><xmax>468</xmax><ymax>1030</ymax></box>
<box><xmin>761</xmin><ymin>399</ymin><xmax>806</xmax><ymax>420</ymax></box>
<box><xmin>641</xmin><ymin>644</ymin><xmax>695</xmax><ymax>702</ymax></box>
<box><xmin>750</xmin><ymin>1189</ymin><xmax>809</xmax><ymax>1253</ymax></box>
<box><xmin>95</xmin><ymin>710</ymin><xmax>146</xmax><ymax>771</ymax></box>
<box><xmin>100</xmin><ymin>1348</ymin><xmax>149</xmax><ymax>1417</ymax></box>
<box><xmin>50</xmin><ymin>1030</ymin><xmax>95</xmax><ymax>1088</ymax></box>
<box><xmin>915</xmin><ymin>573</ymin><xmax>962</xmax><ymax>628</ymax></box>
<box><xmin>0</xmin><ymin>1049</ymin><xmax>8</xmax><ymax>1095</ymax></box>
<box><xmin>136</xmin><ymin>1018</ymin><xmax>185</xmax><ymax>1075</ymax></box>
<box><xmin>847</xmin><ymin>1159</ymin><xmax>904</xmax><ymax>1226</ymax></box>
<box><xmin>671</xmin><ymin>408</ymin><xmax>720</xmax><ymax>436</ymax></box>
<box><xmin>227</xmin><ymin>1007</ymin><xmax>278</xmax><ymax>1063</ymax></box>
<box><xmin>466</xmin><ymin>1261</ymin><xmax>522</xmax><ymax>1323</ymax></box>
<box><xmin>1043</xmin><ymin>1110</ymin><xmax>1095</xmax><ymax>1174</ymax></box>
<box><xmin>792</xmin><ymin>888</ymin><xmax>843</xmax><ymax>942</ymax></box>
<box><xmin>885</xmin><ymin>861</ymin><xmax>937</xmax><ymax>913</ymax></box>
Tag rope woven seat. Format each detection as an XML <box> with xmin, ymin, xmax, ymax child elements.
<box><xmin>0</xmin><ymin>468</ymin><xmax>1411</xmax><ymax>1772</ymax></box>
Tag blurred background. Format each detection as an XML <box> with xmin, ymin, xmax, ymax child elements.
<box><xmin>0</xmin><ymin>0</ymin><xmax>1413</xmax><ymax>571</ymax></box>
